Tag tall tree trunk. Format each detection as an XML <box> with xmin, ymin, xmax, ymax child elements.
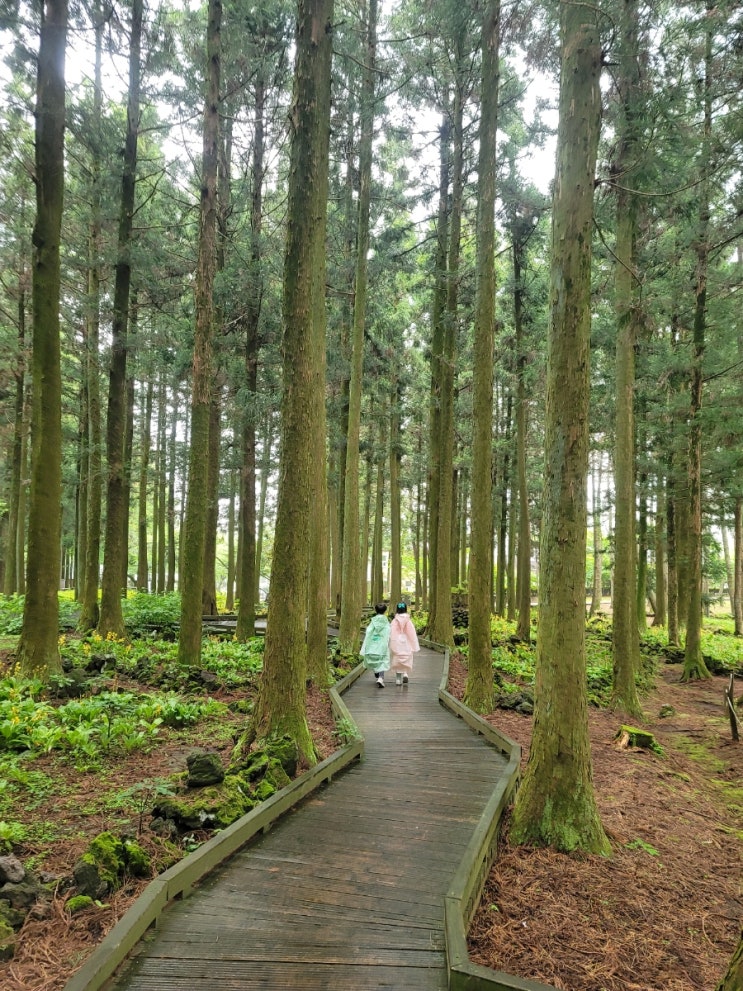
<box><xmin>338</xmin><ymin>0</ymin><xmax>377</xmax><ymax>653</ymax></box>
<box><xmin>466</xmin><ymin>0</ymin><xmax>500</xmax><ymax>712</ymax></box>
<box><xmin>683</xmin><ymin>12</ymin><xmax>713</xmax><ymax>682</ymax></box>
<box><xmin>371</xmin><ymin>446</ymin><xmax>385</xmax><ymax>604</ymax></box>
<box><xmin>155</xmin><ymin>371</ymin><xmax>166</xmax><ymax>594</ymax></box>
<box><xmin>389</xmin><ymin>384</ymin><xmax>402</xmax><ymax>607</ymax></box>
<box><xmin>636</xmin><ymin>457</ymin><xmax>648</xmax><ymax>632</ymax></box>
<box><xmin>652</xmin><ymin>474</ymin><xmax>667</xmax><ymax>627</ymax></box>
<box><xmin>17</xmin><ymin>0</ymin><xmax>67</xmax><ymax>678</ymax></box>
<box><xmin>253</xmin><ymin>413</ymin><xmax>273</xmax><ymax>606</ymax></box>
<box><xmin>166</xmin><ymin>384</ymin><xmax>177</xmax><ymax>592</ymax></box>
<box><xmin>496</xmin><ymin>397</ymin><xmax>512</xmax><ymax>617</ymax></box>
<box><xmin>225</xmin><ymin>468</ymin><xmax>236</xmax><ymax>612</ymax></box>
<box><xmin>589</xmin><ymin>453</ymin><xmax>603</xmax><ymax>617</ymax></box>
<box><xmin>98</xmin><ymin>0</ymin><xmax>142</xmax><ymax>637</ymax></box>
<box><xmin>667</xmin><ymin>480</ymin><xmax>679</xmax><ymax>645</ymax></box>
<box><xmin>429</xmin><ymin>68</ymin><xmax>464</xmax><ymax>649</ymax></box>
<box><xmin>426</xmin><ymin>111</ymin><xmax>450</xmax><ymax>626</ymax></box>
<box><xmin>136</xmin><ymin>378</ymin><xmax>153</xmax><ymax>592</ymax></box>
<box><xmin>236</xmin><ymin>76</ymin><xmax>264</xmax><ymax>641</ymax></box>
<box><xmin>511</xmin><ymin>0</ymin><xmax>609</xmax><ymax>854</ymax></box>
<box><xmin>514</xmin><ymin>220</ymin><xmax>532</xmax><ymax>641</ymax></box>
<box><xmin>123</xmin><ymin>304</ymin><xmax>136</xmax><ymax>594</ymax></box>
<box><xmin>734</xmin><ymin>498</ymin><xmax>743</xmax><ymax>635</ymax></box>
<box><xmin>4</xmin><ymin>222</ymin><xmax>28</xmax><ymax>596</ymax></box>
<box><xmin>361</xmin><ymin>452</ymin><xmax>372</xmax><ymax>606</ymax></box>
<box><xmin>248</xmin><ymin>0</ymin><xmax>334</xmax><ymax>761</ymax></box>
<box><xmin>178</xmin><ymin>0</ymin><xmax>221</xmax><ymax>663</ymax></box>
<box><xmin>201</xmin><ymin>393</ymin><xmax>221</xmax><ymax>615</ymax></box>
<box><xmin>610</xmin><ymin>0</ymin><xmax>642</xmax><ymax>715</ymax></box>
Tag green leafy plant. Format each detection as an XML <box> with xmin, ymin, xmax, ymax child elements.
<box><xmin>625</xmin><ymin>838</ymin><xmax>660</xmax><ymax>857</ymax></box>
<box><xmin>0</xmin><ymin>819</ymin><xmax>27</xmax><ymax>851</ymax></box>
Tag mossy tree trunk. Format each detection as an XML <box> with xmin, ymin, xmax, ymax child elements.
<box><xmin>589</xmin><ymin>452</ymin><xmax>603</xmax><ymax>617</ymax></box>
<box><xmin>201</xmin><ymin>394</ymin><xmax>221</xmax><ymax>616</ymax></box>
<box><xmin>389</xmin><ymin>386</ymin><xmax>402</xmax><ymax>608</ymax></box>
<box><xmin>338</xmin><ymin>0</ymin><xmax>377</xmax><ymax>654</ymax></box>
<box><xmin>610</xmin><ymin>0</ymin><xmax>642</xmax><ymax>717</ymax></box>
<box><xmin>716</xmin><ymin>929</ymin><xmax>743</xmax><ymax>991</ymax></box>
<box><xmin>513</xmin><ymin>206</ymin><xmax>533</xmax><ymax>642</ymax></box>
<box><xmin>429</xmin><ymin>69</ymin><xmax>464</xmax><ymax>649</ymax></box>
<box><xmin>250</xmin><ymin>0</ymin><xmax>334</xmax><ymax>762</ymax></box>
<box><xmin>235</xmin><ymin>76</ymin><xmax>264</xmax><ymax>642</ymax></box>
<box><xmin>426</xmin><ymin>110</ymin><xmax>450</xmax><ymax>631</ymax></box>
<box><xmin>511</xmin><ymin>0</ymin><xmax>610</xmax><ymax>855</ymax></box>
<box><xmin>4</xmin><ymin>202</ymin><xmax>28</xmax><ymax>597</ymax></box>
<box><xmin>652</xmin><ymin>475</ymin><xmax>667</xmax><ymax>627</ymax></box>
<box><xmin>17</xmin><ymin>0</ymin><xmax>67</xmax><ymax>679</ymax></box>
<box><xmin>178</xmin><ymin>0</ymin><xmax>221</xmax><ymax>665</ymax></box>
<box><xmin>734</xmin><ymin>497</ymin><xmax>742</xmax><ymax>636</ymax></box>
<box><xmin>683</xmin><ymin>14</ymin><xmax>713</xmax><ymax>682</ymax></box>
<box><xmin>98</xmin><ymin>0</ymin><xmax>142</xmax><ymax>639</ymax></box>
<box><xmin>136</xmin><ymin>379</ymin><xmax>153</xmax><ymax>592</ymax></box>
<box><xmin>466</xmin><ymin>0</ymin><xmax>500</xmax><ymax>714</ymax></box>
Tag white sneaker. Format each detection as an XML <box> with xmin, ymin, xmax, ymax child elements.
<box><xmin>377</xmin><ymin>677</ymin><xmax>385</xmax><ymax>688</ymax></box>
<box><xmin>395</xmin><ymin>672</ymin><xmax>403</xmax><ymax>686</ymax></box>
<box><xmin>402</xmin><ymin>674</ymin><xmax>409</xmax><ymax>684</ymax></box>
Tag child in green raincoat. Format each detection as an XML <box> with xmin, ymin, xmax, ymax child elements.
<box><xmin>359</xmin><ymin>602</ymin><xmax>391</xmax><ymax>688</ymax></box>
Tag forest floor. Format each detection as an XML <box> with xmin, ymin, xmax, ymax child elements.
<box><xmin>449</xmin><ymin>654</ymin><xmax>743</xmax><ymax>991</ymax></box>
<box><xmin>3</xmin><ymin>653</ymin><xmax>743</xmax><ymax>991</ymax></box>
<box><xmin>1</xmin><ymin>672</ymin><xmax>338</xmax><ymax>991</ymax></box>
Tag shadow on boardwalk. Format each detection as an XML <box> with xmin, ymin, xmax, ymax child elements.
<box><xmin>107</xmin><ymin>647</ymin><xmax>509</xmax><ymax>990</ymax></box>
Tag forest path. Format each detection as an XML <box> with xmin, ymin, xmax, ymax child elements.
<box><xmin>110</xmin><ymin>646</ymin><xmax>508</xmax><ymax>990</ymax></box>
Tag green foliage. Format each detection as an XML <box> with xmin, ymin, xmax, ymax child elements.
<box><xmin>200</xmin><ymin>637</ymin><xmax>264</xmax><ymax>683</ymax></box>
<box><xmin>333</xmin><ymin>717</ymin><xmax>361</xmax><ymax>744</ymax></box>
<box><xmin>625</xmin><ymin>838</ymin><xmax>660</xmax><ymax>857</ymax></box>
<box><xmin>486</xmin><ymin>615</ymin><xmax>657</xmax><ymax>707</ymax></box>
<box><xmin>122</xmin><ymin>592</ymin><xmax>182</xmax><ymax>636</ymax></box>
<box><xmin>0</xmin><ymin>672</ymin><xmax>229</xmax><ymax>765</ymax></box>
<box><xmin>0</xmin><ymin>595</ymin><xmax>79</xmax><ymax>635</ymax></box>
<box><xmin>0</xmin><ymin>820</ymin><xmax>27</xmax><ymax>851</ymax></box>
<box><xmin>0</xmin><ymin>596</ymin><xmax>25</xmax><ymax>636</ymax></box>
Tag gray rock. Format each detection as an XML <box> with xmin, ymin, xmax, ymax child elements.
<box><xmin>0</xmin><ymin>856</ymin><xmax>25</xmax><ymax>885</ymax></box>
<box><xmin>186</xmin><ymin>750</ymin><xmax>225</xmax><ymax>787</ymax></box>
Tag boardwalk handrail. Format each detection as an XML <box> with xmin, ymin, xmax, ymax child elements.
<box><xmin>421</xmin><ymin>637</ymin><xmax>558</xmax><ymax>991</ymax></box>
<box><xmin>63</xmin><ymin>664</ymin><xmax>366</xmax><ymax>991</ymax></box>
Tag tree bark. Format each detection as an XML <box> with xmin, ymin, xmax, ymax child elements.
<box><xmin>338</xmin><ymin>0</ymin><xmax>377</xmax><ymax>653</ymax></box>
<box><xmin>249</xmin><ymin>0</ymin><xmax>334</xmax><ymax>762</ymax></box>
<box><xmin>178</xmin><ymin>0</ymin><xmax>221</xmax><ymax>663</ymax></box>
<box><xmin>511</xmin><ymin>0</ymin><xmax>609</xmax><ymax>854</ymax></box>
<box><xmin>652</xmin><ymin>474</ymin><xmax>667</xmax><ymax>627</ymax></box>
<box><xmin>426</xmin><ymin>111</ymin><xmax>450</xmax><ymax>628</ymax></box>
<box><xmin>136</xmin><ymin>379</ymin><xmax>153</xmax><ymax>592</ymax></box>
<box><xmin>589</xmin><ymin>453</ymin><xmax>603</xmax><ymax>617</ymax></box>
<box><xmin>610</xmin><ymin>0</ymin><xmax>642</xmax><ymax>716</ymax></box>
<box><xmin>683</xmin><ymin>12</ymin><xmax>713</xmax><ymax>682</ymax></box>
<box><xmin>17</xmin><ymin>0</ymin><xmax>68</xmax><ymax>678</ymax></box>
<box><xmin>734</xmin><ymin>497</ymin><xmax>742</xmax><ymax>635</ymax></box>
<box><xmin>466</xmin><ymin>0</ymin><xmax>500</xmax><ymax>712</ymax></box>
<box><xmin>716</xmin><ymin>929</ymin><xmax>743</xmax><ymax>991</ymax></box>
<box><xmin>98</xmin><ymin>0</ymin><xmax>142</xmax><ymax>637</ymax></box>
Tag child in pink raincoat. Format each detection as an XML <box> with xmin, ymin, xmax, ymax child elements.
<box><xmin>388</xmin><ymin>602</ymin><xmax>420</xmax><ymax>685</ymax></box>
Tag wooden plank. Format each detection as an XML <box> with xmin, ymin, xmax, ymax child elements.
<box><xmin>101</xmin><ymin>648</ymin><xmax>514</xmax><ymax>991</ymax></box>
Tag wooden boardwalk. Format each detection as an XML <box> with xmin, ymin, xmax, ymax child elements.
<box><xmin>110</xmin><ymin>647</ymin><xmax>509</xmax><ymax>990</ymax></box>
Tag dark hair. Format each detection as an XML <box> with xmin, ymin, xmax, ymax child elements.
<box><xmin>374</xmin><ymin>602</ymin><xmax>387</xmax><ymax>615</ymax></box>
<box><xmin>396</xmin><ymin>602</ymin><xmax>407</xmax><ymax>614</ymax></box>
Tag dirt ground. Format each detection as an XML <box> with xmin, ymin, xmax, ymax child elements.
<box><xmin>448</xmin><ymin>655</ymin><xmax>743</xmax><ymax>991</ymax></box>
<box><xmin>4</xmin><ymin>661</ymin><xmax>742</xmax><ymax>991</ymax></box>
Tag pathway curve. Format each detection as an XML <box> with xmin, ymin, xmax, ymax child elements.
<box><xmin>110</xmin><ymin>647</ymin><xmax>508</xmax><ymax>990</ymax></box>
